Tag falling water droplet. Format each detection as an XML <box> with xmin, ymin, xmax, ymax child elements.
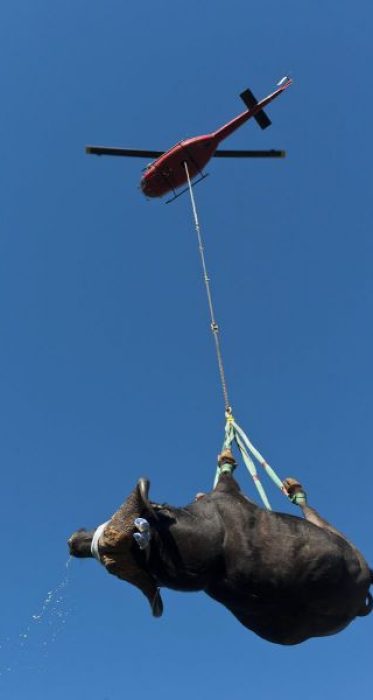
<box><xmin>0</xmin><ymin>557</ymin><xmax>74</xmax><ymax>679</ymax></box>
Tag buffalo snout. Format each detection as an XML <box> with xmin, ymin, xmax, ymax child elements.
<box><xmin>68</xmin><ymin>529</ymin><xmax>95</xmax><ymax>558</ymax></box>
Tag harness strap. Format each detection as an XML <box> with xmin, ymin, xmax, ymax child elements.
<box><xmin>215</xmin><ymin>413</ymin><xmax>293</xmax><ymax>511</ymax></box>
<box><xmin>233</xmin><ymin>419</ymin><xmax>288</xmax><ymax>496</ymax></box>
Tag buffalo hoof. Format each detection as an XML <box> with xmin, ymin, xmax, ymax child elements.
<box><xmin>218</xmin><ymin>449</ymin><xmax>236</xmax><ymax>467</ymax></box>
<box><xmin>358</xmin><ymin>592</ymin><xmax>373</xmax><ymax>617</ymax></box>
<box><xmin>283</xmin><ymin>478</ymin><xmax>307</xmax><ymax>506</ymax></box>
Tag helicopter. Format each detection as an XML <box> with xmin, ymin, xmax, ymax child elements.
<box><xmin>86</xmin><ymin>77</ymin><xmax>292</xmax><ymax>202</ymax></box>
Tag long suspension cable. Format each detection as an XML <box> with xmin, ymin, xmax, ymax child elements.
<box><xmin>183</xmin><ymin>163</ymin><xmax>292</xmax><ymax>510</ymax></box>
<box><xmin>183</xmin><ymin>161</ymin><xmax>231</xmax><ymax>412</ymax></box>
<box><xmin>182</xmin><ymin>163</ymin><xmax>291</xmax><ymax>510</ymax></box>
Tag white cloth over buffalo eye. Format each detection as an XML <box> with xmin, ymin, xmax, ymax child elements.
<box><xmin>133</xmin><ymin>518</ymin><xmax>151</xmax><ymax>550</ymax></box>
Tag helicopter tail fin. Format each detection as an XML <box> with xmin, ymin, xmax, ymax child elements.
<box><xmin>240</xmin><ymin>88</ymin><xmax>272</xmax><ymax>129</ymax></box>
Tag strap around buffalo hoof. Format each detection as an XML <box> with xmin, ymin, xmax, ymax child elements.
<box><xmin>283</xmin><ymin>477</ymin><xmax>307</xmax><ymax>506</ymax></box>
<box><xmin>218</xmin><ymin>449</ymin><xmax>236</xmax><ymax>466</ymax></box>
<box><xmin>218</xmin><ymin>449</ymin><xmax>237</xmax><ymax>475</ymax></box>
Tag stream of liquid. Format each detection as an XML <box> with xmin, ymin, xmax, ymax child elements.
<box><xmin>0</xmin><ymin>557</ymin><xmax>73</xmax><ymax>677</ymax></box>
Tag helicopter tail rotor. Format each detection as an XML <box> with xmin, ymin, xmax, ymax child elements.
<box><xmin>240</xmin><ymin>88</ymin><xmax>272</xmax><ymax>130</ymax></box>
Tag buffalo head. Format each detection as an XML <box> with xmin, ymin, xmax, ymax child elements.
<box><xmin>68</xmin><ymin>479</ymin><xmax>163</xmax><ymax>617</ymax></box>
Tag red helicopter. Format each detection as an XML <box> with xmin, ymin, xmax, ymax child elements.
<box><xmin>86</xmin><ymin>77</ymin><xmax>292</xmax><ymax>202</ymax></box>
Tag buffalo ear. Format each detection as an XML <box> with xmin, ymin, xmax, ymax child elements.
<box><xmin>151</xmin><ymin>588</ymin><xmax>164</xmax><ymax>618</ymax></box>
<box><xmin>137</xmin><ymin>478</ymin><xmax>158</xmax><ymax>520</ymax></box>
<box><xmin>138</xmin><ymin>477</ymin><xmax>150</xmax><ymax>502</ymax></box>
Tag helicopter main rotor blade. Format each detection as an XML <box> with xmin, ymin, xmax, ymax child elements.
<box><xmin>213</xmin><ymin>149</ymin><xmax>285</xmax><ymax>158</ymax></box>
<box><xmin>86</xmin><ymin>146</ymin><xmax>164</xmax><ymax>158</ymax></box>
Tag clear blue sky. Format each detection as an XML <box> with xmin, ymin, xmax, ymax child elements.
<box><xmin>1</xmin><ymin>1</ymin><xmax>372</xmax><ymax>698</ymax></box>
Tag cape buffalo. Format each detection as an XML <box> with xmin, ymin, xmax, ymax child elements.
<box><xmin>68</xmin><ymin>453</ymin><xmax>372</xmax><ymax>645</ymax></box>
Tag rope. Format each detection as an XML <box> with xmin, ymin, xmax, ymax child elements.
<box><xmin>183</xmin><ymin>161</ymin><xmax>231</xmax><ymax>412</ymax></box>
<box><xmin>182</xmin><ymin>162</ymin><xmax>289</xmax><ymax>511</ymax></box>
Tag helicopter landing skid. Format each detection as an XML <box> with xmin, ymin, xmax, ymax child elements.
<box><xmin>165</xmin><ymin>172</ymin><xmax>209</xmax><ymax>204</ymax></box>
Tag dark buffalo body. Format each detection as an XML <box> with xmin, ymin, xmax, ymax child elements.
<box><xmin>68</xmin><ymin>473</ymin><xmax>372</xmax><ymax>645</ymax></box>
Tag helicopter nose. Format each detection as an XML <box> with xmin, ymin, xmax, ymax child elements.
<box><xmin>140</xmin><ymin>175</ymin><xmax>154</xmax><ymax>197</ymax></box>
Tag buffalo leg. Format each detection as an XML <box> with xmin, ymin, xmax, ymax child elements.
<box><xmin>211</xmin><ymin>450</ymin><xmax>241</xmax><ymax>496</ymax></box>
<box><xmin>283</xmin><ymin>477</ymin><xmax>372</xmax><ymax>599</ymax></box>
<box><xmin>217</xmin><ymin>449</ymin><xmax>237</xmax><ymax>474</ymax></box>
<box><xmin>284</xmin><ymin>479</ymin><xmax>373</xmax><ymax>614</ymax></box>
<box><xmin>283</xmin><ymin>477</ymin><xmax>349</xmax><ymax>539</ymax></box>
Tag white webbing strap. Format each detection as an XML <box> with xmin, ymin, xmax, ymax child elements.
<box><xmin>91</xmin><ymin>521</ymin><xmax>110</xmax><ymax>563</ymax></box>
